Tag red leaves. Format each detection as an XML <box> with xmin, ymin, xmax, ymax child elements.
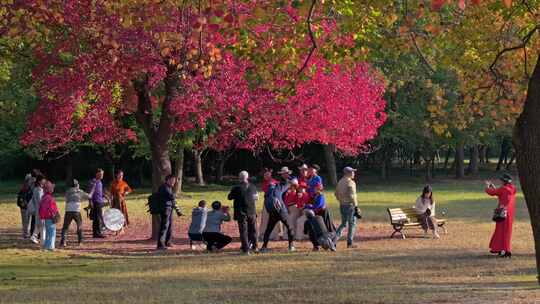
<box><xmin>431</xmin><ymin>0</ymin><xmax>447</xmax><ymax>11</ymax></box>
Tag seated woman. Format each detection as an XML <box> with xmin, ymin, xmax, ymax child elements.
<box><xmin>414</xmin><ymin>185</ymin><xmax>440</xmax><ymax>239</ymax></box>
<box><xmin>202</xmin><ymin>201</ymin><xmax>232</xmax><ymax>252</ymax></box>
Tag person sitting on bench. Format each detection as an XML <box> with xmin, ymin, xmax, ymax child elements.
<box><xmin>414</xmin><ymin>185</ymin><xmax>440</xmax><ymax>239</ymax></box>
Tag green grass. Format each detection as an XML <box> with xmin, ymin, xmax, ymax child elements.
<box><xmin>0</xmin><ymin>178</ymin><xmax>538</xmax><ymax>303</ymax></box>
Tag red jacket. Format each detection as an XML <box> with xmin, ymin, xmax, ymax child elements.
<box><xmin>284</xmin><ymin>190</ymin><xmax>297</xmax><ymax>207</ymax></box>
<box><xmin>296</xmin><ymin>191</ymin><xmax>310</xmax><ymax>209</ymax></box>
<box><xmin>39</xmin><ymin>193</ymin><xmax>58</xmax><ymax>220</ymax></box>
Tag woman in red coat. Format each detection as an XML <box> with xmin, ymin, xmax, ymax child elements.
<box><xmin>485</xmin><ymin>174</ymin><xmax>517</xmax><ymax>258</ymax></box>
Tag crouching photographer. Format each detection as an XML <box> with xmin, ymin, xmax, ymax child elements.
<box><xmin>202</xmin><ymin>201</ymin><xmax>232</xmax><ymax>252</ymax></box>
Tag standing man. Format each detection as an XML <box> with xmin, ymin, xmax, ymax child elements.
<box><xmin>335</xmin><ymin>167</ymin><xmax>359</xmax><ymax>248</ymax></box>
<box><xmin>89</xmin><ymin>169</ymin><xmax>107</xmax><ymax>238</ymax></box>
<box><xmin>307</xmin><ymin>164</ymin><xmax>323</xmax><ymax>197</ymax></box>
<box><xmin>228</xmin><ymin>171</ymin><xmax>259</xmax><ymax>255</ymax></box>
<box><xmin>261</xmin><ymin>167</ymin><xmax>295</xmax><ymax>252</ymax></box>
<box><xmin>157</xmin><ymin>174</ymin><xmax>179</xmax><ymax>250</ymax></box>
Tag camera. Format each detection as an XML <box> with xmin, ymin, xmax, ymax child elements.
<box><xmin>174</xmin><ymin>206</ymin><xmax>183</xmax><ymax>217</ymax></box>
<box><xmin>354</xmin><ymin>206</ymin><xmax>362</xmax><ymax>219</ymax></box>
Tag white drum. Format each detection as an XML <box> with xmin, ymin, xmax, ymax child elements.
<box><xmin>103</xmin><ymin>208</ymin><xmax>125</xmax><ymax>232</ymax></box>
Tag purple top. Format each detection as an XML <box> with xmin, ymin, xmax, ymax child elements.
<box><xmin>91</xmin><ymin>178</ymin><xmax>104</xmax><ymax>205</ymax></box>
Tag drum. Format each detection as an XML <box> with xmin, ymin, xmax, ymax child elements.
<box><xmin>103</xmin><ymin>208</ymin><xmax>125</xmax><ymax>232</ymax></box>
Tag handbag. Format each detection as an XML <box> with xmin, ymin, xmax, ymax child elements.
<box><xmin>492</xmin><ymin>207</ymin><xmax>507</xmax><ymax>222</ymax></box>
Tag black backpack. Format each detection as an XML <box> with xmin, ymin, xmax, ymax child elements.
<box><xmin>16</xmin><ymin>189</ymin><xmax>31</xmax><ymax>209</ymax></box>
<box><xmin>146</xmin><ymin>192</ymin><xmax>163</xmax><ymax>214</ymax></box>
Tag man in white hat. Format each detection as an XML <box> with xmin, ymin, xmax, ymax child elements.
<box><xmin>335</xmin><ymin>166</ymin><xmax>359</xmax><ymax>248</ymax></box>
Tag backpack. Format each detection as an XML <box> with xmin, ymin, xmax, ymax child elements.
<box><xmin>16</xmin><ymin>189</ymin><xmax>30</xmax><ymax>209</ymax></box>
<box><xmin>264</xmin><ymin>184</ymin><xmax>284</xmax><ymax>213</ymax></box>
<box><xmin>147</xmin><ymin>192</ymin><xmax>163</xmax><ymax>214</ymax></box>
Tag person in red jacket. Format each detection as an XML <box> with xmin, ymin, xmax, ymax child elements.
<box><xmin>485</xmin><ymin>173</ymin><xmax>517</xmax><ymax>258</ymax></box>
<box><xmin>39</xmin><ymin>181</ymin><xmax>59</xmax><ymax>251</ymax></box>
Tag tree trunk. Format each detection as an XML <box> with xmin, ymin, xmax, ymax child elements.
<box><xmin>425</xmin><ymin>158</ymin><xmax>433</xmax><ymax>182</ymax></box>
<box><xmin>506</xmin><ymin>153</ymin><xmax>516</xmax><ymax>170</ymax></box>
<box><xmin>194</xmin><ymin>149</ymin><xmax>205</xmax><ymax>186</ymax></box>
<box><xmin>467</xmin><ymin>145</ymin><xmax>479</xmax><ymax>176</ymax></box>
<box><xmin>497</xmin><ymin>139</ymin><xmax>510</xmax><ymax>171</ymax></box>
<box><xmin>443</xmin><ymin>148</ymin><xmax>451</xmax><ymax>170</ymax></box>
<box><xmin>322</xmin><ymin>144</ymin><xmax>338</xmax><ymax>186</ymax></box>
<box><xmin>381</xmin><ymin>157</ymin><xmax>388</xmax><ymax>180</ymax></box>
<box><xmin>455</xmin><ymin>142</ymin><xmax>465</xmax><ymax>179</ymax></box>
<box><xmin>216</xmin><ymin>151</ymin><xmax>230</xmax><ymax>183</ymax></box>
<box><xmin>173</xmin><ymin>147</ymin><xmax>184</xmax><ymax>195</ymax></box>
<box><xmin>134</xmin><ymin>69</ymin><xmax>179</xmax><ymax>240</ymax></box>
<box><xmin>64</xmin><ymin>154</ymin><xmax>73</xmax><ymax>185</ymax></box>
<box><xmin>514</xmin><ymin>53</ymin><xmax>540</xmax><ymax>285</ymax></box>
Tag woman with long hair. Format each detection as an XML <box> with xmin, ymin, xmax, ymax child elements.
<box><xmin>415</xmin><ymin>185</ymin><xmax>440</xmax><ymax>239</ymax></box>
<box><xmin>485</xmin><ymin>174</ymin><xmax>517</xmax><ymax>258</ymax></box>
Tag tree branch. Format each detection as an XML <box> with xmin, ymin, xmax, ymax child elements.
<box><xmin>410</xmin><ymin>32</ymin><xmax>436</xmax><ymax>75</ymax></box>
<box><xmin>489</xmin><ymin>24</ymin><xmax>539</xmax><ymax>79</ymax></box>
<box><xmin>297</xmin><ymin>0</ymin><xmax>317</xmax><ymax>76</ymax></box>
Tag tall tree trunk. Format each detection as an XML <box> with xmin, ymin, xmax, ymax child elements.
<box><xmin>425</xmin><ymin>158</ymin><xmax>433</xmax><ymax>182</ymax></box>
<box><xmin>194</xmin><ymin>149</ymin><xmax>205</xmax><ymax>186</ymax></box>
<box><xmin>497</xmin><ymin>138</ymin><xmax>510</xmax><ymax>171</ymax></box>
<box><xmin>478</xmin><ymin>145</ymin><xmax>486</xmax><ymax>164</ymax></box>
<box><xmin>323</xmin><ymin>144</ymin><xmax>338</xmax><ymax>186</ymax></box>
<box><xmin>381</xmin><ymin>157</ymin><xmax>388</xmax><ymax>180</ymax></box>
<box><xmin>506</xmin><ymin>153</ymin><xmax>516</xmax><ymax>171</ymax></box>
<box><xmin>455</xmin><ymin>142</ymin><xmax>465</xmax><ymax>179</ymax></box>
<box><xmin>173</xmin><ymin>147</ymin><xmax>184</xmax><ymax>195</ymax></box>
<box><xmin>64</xmin><ymin>154</ymin><xmax>73</xmax><ymax>185</ymax></box>
<box><xmin>134</xmin><ymin>69</ymin><xmax>179</xmax><ymax>240</ymax></box>
<box><xmin>514</xmin><ymin>53</ymin><xmax>540</xmax><ymax>285</ymax></box>
<box><xmin>443</xmin><ymin>148</ymin><xmax>451</xmax><ymax>170</ymax></box>
<box><xmin>216</xmin><ymin>151</ymin><xmax>230</xmax><ymax>183</ymax></box>
<box><xmin>467</xmin><ymin>145</ymin><xmax>479</xmax><ymax>176</ymax></box>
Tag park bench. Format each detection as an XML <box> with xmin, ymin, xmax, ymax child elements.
<box><xmin>387</xmin><ymin>207</ymin><xmax>447</xmax><ymax>239</ymax></box>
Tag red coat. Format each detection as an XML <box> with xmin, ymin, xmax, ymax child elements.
<box><xmin>485</xmin><ymin>184</ymin><xmax>517</xmax><ymax>252</ymax></box>
<box><xmin>39</xmin><ymin>193</ymin><xmax>58</xmax><ymax>220</ymax></box>
<box><xmin>284</xmin><ymin>190</ymin><xmax>297</xmax><ymax>207</ymax></box>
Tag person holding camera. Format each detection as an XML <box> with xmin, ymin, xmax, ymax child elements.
<box><xmin>156</xmin><ymin>174</ymin><xmax>182</xmax><ymax>250</ymax></box>
<box><xmin>202</xmin><ymin>201</ymin><xmax>232</xmax><ymax>252</ymax></box>
<box><xmin>335</xmin><ymin>166</ymin><xmax>360</xmax><ymax>248</ymax></box>
<box><xmin>415</xmin><ymin>185</ymin><xmax>440</xmax><ymax>239</ymax></box>
<box><xmin>485</xmin><ymin>174</ymin><xmax>517</xmax><ymax>258</ymax></box>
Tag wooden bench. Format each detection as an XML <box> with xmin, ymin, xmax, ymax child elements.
<box><xmin>387</xmin><ymin>207</ymin><xmax>447</xmax><ymax>239</ymax></box>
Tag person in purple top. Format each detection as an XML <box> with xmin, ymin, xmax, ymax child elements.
<box><xmin>89</xmin><ymin>168</ymin><xmax>107</xmax><ymax>238</ymax></box>
<box><xmin>307</xmin><ymin>164</ymin><xmax>323</xmax><ymax>197</ymax></box>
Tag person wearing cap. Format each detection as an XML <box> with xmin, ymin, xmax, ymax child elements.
<box><xmin>228</xmin><ymin>171</ymin><xmax>259</xmax><ymax>254</ymax></box>
<box><xmin>261</xmin><ymin>167</ymin><xmax>296</xmax><ymax>252</ymax></box>
<box><xmin>335</xmin><ymin>166</ymin><xmax>359</xmax><ymax>248</ymax></box>
<box><xmin>60</xmin><ymin>179</ymin><xmax>90</xmax><ymax>247</ymax></box>
<box><xmin>414</xmin><ymin>185</ymin><xmax>440</xmax><ymax>239</ymax></box>
<box><xmin>297</xmin><ymin>164</ymin><xmax>309</xmax><ymax>190</ymax></box>
<box><xmin>259</xmin><ymin>169</ymin><xmax>282</xmax><ymax>241</ymax></box>
<box><xmin>307</xmin><ymin>164</ymin><xmax>323</xmax><ymax>197</ymax></box>
<box><xmin>485</xmin><ymin>174</ymin><xmax>517</xmax><ymax>258</ymax></box>
<box><xmin>284</xmin><ymin>178</ymin><xmax>301</xmax><ymax>240</ymax></box>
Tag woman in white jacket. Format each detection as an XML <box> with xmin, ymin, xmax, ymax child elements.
<box><xmin>29</xmin><ymin>175</ymin><xmax>45</xmax><ymax>244</ymax></box>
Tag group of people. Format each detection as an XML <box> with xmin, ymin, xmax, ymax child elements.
<box><xmin>15</xmin><ymin>164</ymin><xmax>517</xmax><ymax>257</ymax></box>
<box><xmin>16</xmin><ymin>168</ymin><xmax>133</xmax><ymax>250</ymax></box>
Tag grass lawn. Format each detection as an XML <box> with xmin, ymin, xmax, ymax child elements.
<box><xmin>0</xmin><ymin>178</ymin><xmax>539</xmax><ymax>303</ymax></box>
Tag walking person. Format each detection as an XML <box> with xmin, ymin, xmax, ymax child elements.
<box><xmin>110</xmin><ymin>170</ymin><xmax>133</xmax><ymax>229</ymax></box>
<box><xmin>202</xmin><ymin>201</ymin><xmax>232</xmax><ymax>252</ymax></box>
<box><xmin>259</xmin><ymin>168</ymin><xmax>281</xmax><ymax>241</ymax></box>
<box><xmin>335</xmin><ymin>167</ymin><xmax>359</xmax><ymax>248</ymax></box>
<box><xmin>60</xmin><ymin>179</ymin><xmax>89</xmax><ymax>247</ymax></box>
<box><xmin>157</xmin><ymin>174</ymin><xmax>179</xmax><ymax>250</ymax></box>
<box><xmin>485</xmin><ymin>174</ymin><xmax>517</xmax><ymax>258</ymax></box>
<box><xmin>228</xmin><ymin>171</ymin><xmax>259</xmax><ymax>255</ymax></box>
<box><xmin>89</xmin><ymin>169</ymin><xmax>107</xmax><ymax>238</ymax></box>
<box><xmin>414</xmin><ymin>185</ymin><xmax>440</xmax><ymax>239</ymax></box>
<box><xmin>29</xmin><ymin>175</ymin><xmax>45</xmax><ymax>244</ymax></box>
<box><xmin>17</xmin><ymin>174</ymin><xmax>34</xmax><ymax>238</ymax></box>
<box><xmin>261</xmin><ymin>168</ymin><xmax>295</xmax><ymax>252</ymax></box>
<box><xmin>39</xmin><ymin>181</ymin><xmax>59</xmax><ymax>251</ymax></box>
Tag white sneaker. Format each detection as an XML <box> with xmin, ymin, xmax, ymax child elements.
<box><xmin>433</xmin><ymin>232</ymin><xmax>440</xmax><ymax>239</ymax></box>
<box><xmin>30</xmin><ymin>235</ymin><xmax>39</xmax><ymax>244</ymax></box>
<box><xmin>190</xmin><ymin>245</ymin><xmax>197</xmax><ymax>250</ymax></box>
<box><xmin>288</xmin><ymin>246</ymin><xmax>296</xmax><ymax>252</ymax></box>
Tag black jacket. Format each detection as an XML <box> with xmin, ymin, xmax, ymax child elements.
<box><xmin>158</xmin><ymin>184</ymin><xmax>176</xmax><ymax>210</ymax></box>
<box><xmin>228</xmin><ymin>182</ymin><xmax>258</xmax><ymax>220</ymax></box>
